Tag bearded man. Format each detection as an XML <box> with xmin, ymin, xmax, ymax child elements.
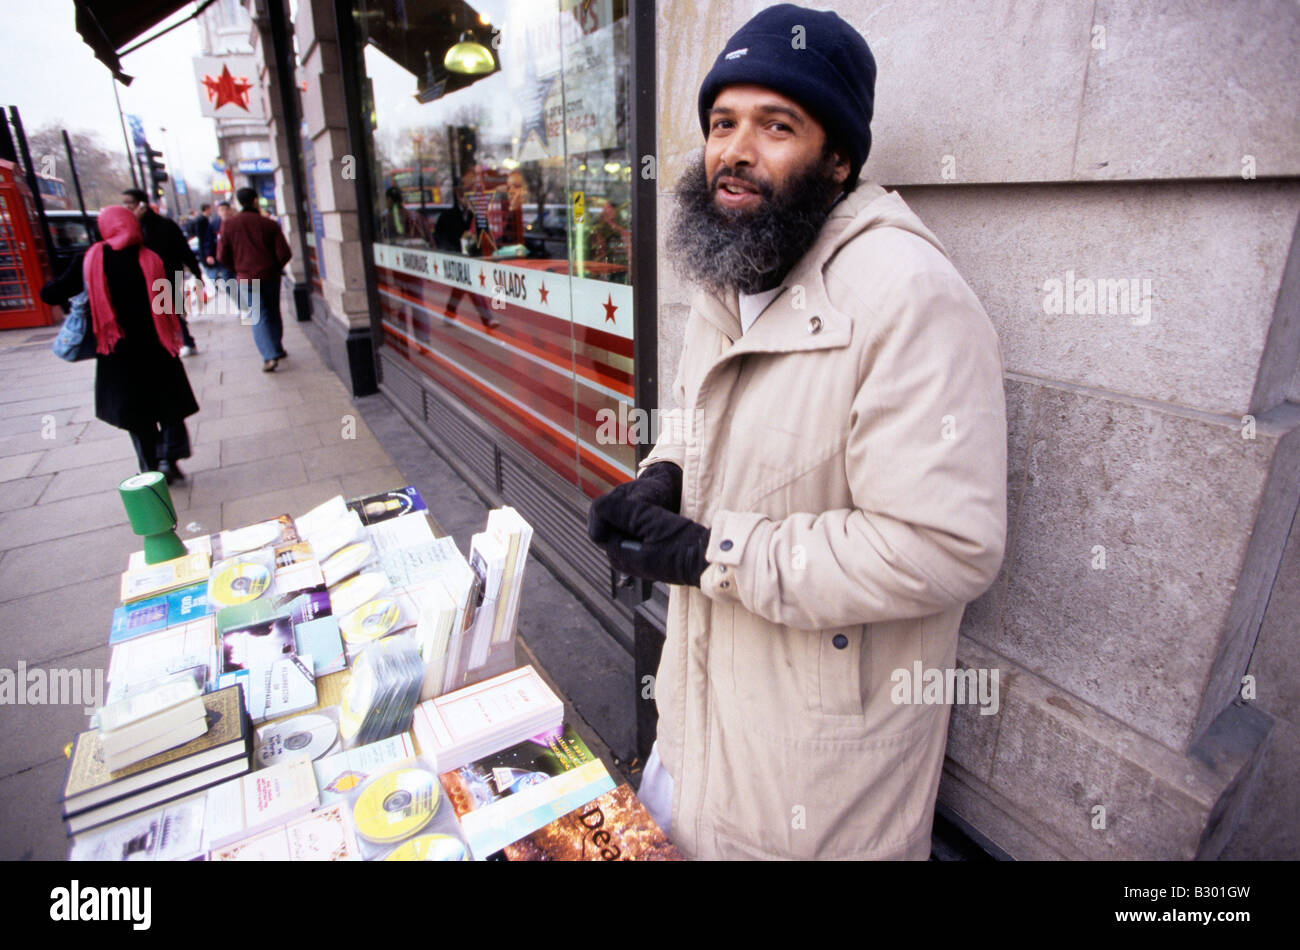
<box><xmin>588</xmin><ymin>4</ymin><xmax>1008</xmax><ymax>860</ymax></box>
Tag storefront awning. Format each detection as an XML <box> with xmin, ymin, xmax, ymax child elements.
<box><xmin>74</xmin><ymin>0</ymin><xmax>216</xmax><ymax>84</ymax></box>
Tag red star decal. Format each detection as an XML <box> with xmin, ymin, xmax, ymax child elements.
<box><xmin>478</xmin><ymin>269</ymin><xmax>487</xmax><ymax>287</ymax></box>
<box><xmin>602</xmin><ymin>294</ymin><xmax>618</xmax><ymax>323</ymax></box>
<box><xmin>202</xmin><ymin>64</ymin><xmax>254</xmax><ymax>112</ymax></box>
<box><xmin>432</xmin><ymin>260</ymin><xmax>438</xmax><ymax>275</ymax></box>
<box><xmin>538</xmin><ymin>282</ymin><xmax>549</xmax><ymax>305</ymax></box>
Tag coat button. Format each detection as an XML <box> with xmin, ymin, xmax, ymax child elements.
<box><xmin>720</xmin><ymin>580</ymin><xmax>730</xmax><ymax>589</ymax></box>
<box><xmin>719</xmin><ymin>539</ymin><xmax>733</xmax><ymax>551</ymax></box>
<box><xmin>808</xmin><ymin>315</ymin><xmax>823</xmax><ymax>334</ymax></box>
<box><xmin>718</xmin><ymin>565</ymin><xmax>727</xmax><ymax>574</ymax></box>
<box><xmin>832</xmin><ymin>634</ymin><xmax>849</xmax><ymax>649</ymax></box>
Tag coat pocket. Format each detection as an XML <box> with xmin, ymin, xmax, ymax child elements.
<box><xmin>814</xmin><ymin>624</ymin><xmax>866</xmax><ymax>717</ymax></box>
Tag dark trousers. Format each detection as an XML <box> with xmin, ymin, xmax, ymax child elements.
<box><xmin>129</xmin><ymin>419</ymin><xmax>192</xmax><ymax>472</ymax></box>
<box><xmin>178</xmin><ymin>314</ymin><xmax>196</xmax><ymax>348</ymax></box>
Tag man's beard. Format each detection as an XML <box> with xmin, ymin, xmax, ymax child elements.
<box><xmin>668</xmin><ymin>151</ymin><xmax>842</xmax><ymax>295</ymax></box>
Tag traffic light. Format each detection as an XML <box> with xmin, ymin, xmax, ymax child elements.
<box><xmin>143</xmin><ymin>145</ymin><xmax>168</xmax><ymax>200</ymax></box>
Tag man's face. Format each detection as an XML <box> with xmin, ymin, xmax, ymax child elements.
<box><xmin>703</xmin><ymin>85</ymin><xmax>848</xmax><ymax>215</ymax></box>
<box><xmin>122</xmin><ymin>195</ymin><xmax>147</xmax><ymax>220</ymax></box>
<box><xmin>217</xmin><ymin>205</ymin><xmax>231</xmax><ymax>220</ymax></box>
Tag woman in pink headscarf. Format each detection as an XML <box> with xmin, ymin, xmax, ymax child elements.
<box><xmin>45</xmin><ymin>206</ymin><xmax>199</xmax><ymax>482</ymax></box>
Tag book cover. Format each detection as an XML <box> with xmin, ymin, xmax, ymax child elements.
<box><xmin>313</xmin><ymin>733</ymin><xmax>415</xmax><ymax>807</ymax></box>
<box><xmin>439</xmin><ymin>724</ymin><xmax>615</xmax><ymax>858</ymax></box>
<box><xmin>221</xmin><ymin>617</ymin><xmax>295</xmax><ymax>674</ymax></box>
<box><xmin>106</xmin><ymin>618</ymin><xmax>217</xmax><ymax>705</ymax></box>
<box><xmin>94</xmin><ymin>677</ymin><xmax>202</xmax><ymax>735</ymax></box>
<box><xmin>69</xmin><ymin>792</ymin><xmax>208</xmax><ymax>862</ymax></box>
<box><xmin>209</xmin><ymin>802</ymin><xmax>360</xmax><ymax>861</ymax></box>
<box><xmin>63</xmin><ymin>684</ymin><xmax>249</xmax><ymax>811</ymax></box>
<box><xmin>220</xmin><ymin>654</ymin><xmax>317</xmax><ymax>723</ymax></box>
<box><xmin>208</xmin><ymin>515</ymin><xmax>298</xmax><ymax>562</ymax></box>
<box><xmin>347</xmin><ymin>486</ymin><xmax>427</xmax><ymax>525</ymax></box>
<box><xmin>109</xmin><ymin>582</ymin><xmax>212</xmax><ymax>645</ymax></box>
<box><xmin>120</xmin><ymin>553</ymin><xmax>211</xmax><ymax>604</ymax></box>
<box><xmin>293</xmin><ymin>616</ymin><xmax>345</xmax><ymax>676</ymax></box>
<box><xmin>203</xmin><ymin>754</ymin><xmax>319</xmax><ymax>851</ymax></box>
<box><xmin>417</xmin><ymin>664</ymin><xmax>564</xmax><ymax>772</ymax></box>
<box><xmin>502</xmin><ymin>783</ymin><xmax>683</xmax><ymax>861</ymax></box>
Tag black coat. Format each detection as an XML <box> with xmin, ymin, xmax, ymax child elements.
<box><xmin>140</xmin><ymin>209</ymin><xmax>202</xmax><ymax>288</ymax></box>
<box><xmin>47</xmin><ymin>249</ymin><xmax>199</xmax><ymax>431</ymax></box>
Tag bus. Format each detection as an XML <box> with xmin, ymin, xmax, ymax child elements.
<box><xmin>385</xmin><ymin>166</ymin><xmax>443</xmax><ymax>207</ymax></box>
<box><xmin>35</xmin><ymin>173</ymin><xmax>70</xmax><ymax>211</ymax></box>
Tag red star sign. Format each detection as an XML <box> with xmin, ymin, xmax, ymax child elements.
<box><xmin>478</xmin><ymin>269</ymin><xmax>487</xmax><ymax>287</ymax></box>
<box><xmin>202</xmin><ymin>64</ymin><xmax>254</xmax><ymax>112</ymax></box>
<box><xmin>602</xmin><ymin>294</ymin><xmax>618</xmax><ymax>324</ymax></box>
<box><xmin>538</xmin><ymin>282</ymin><xmax>549</xmax><ymax>305</ymax></box>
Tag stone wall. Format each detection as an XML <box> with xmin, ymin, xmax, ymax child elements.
<box><xmin>655</xmin><ymin>0</ymin><xmax>1300</xmax><ymax>858</ymax></box>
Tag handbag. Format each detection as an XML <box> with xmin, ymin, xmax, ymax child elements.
<box><xmin>51</xmin><ymin>290</ymin><xmax>98</xmax><ymax>362</ymax></box>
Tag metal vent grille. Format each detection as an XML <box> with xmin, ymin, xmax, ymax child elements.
<box><xmin>499</xmin><ymin>452</ymin><xmax>608</xmax><ymax>585</ymax></box>
<box><xmin>422</xmin><ymin>383</ymin><xmax>497</xmax><ymax>489</ymax></box>
<box><xmin>378</xmin><ymin>352</ymin><xmax>421</xmax><ymax>414</ymax></box>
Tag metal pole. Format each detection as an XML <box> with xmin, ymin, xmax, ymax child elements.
<box><xmin>112</xmin><ymin>79</ymin><xmax>140</xmax><ymax>190</ymax></box>
<box><xmin>61</xmin><ymin>130</ymin><xmax>91</xmax><ymax>228</ymax></box>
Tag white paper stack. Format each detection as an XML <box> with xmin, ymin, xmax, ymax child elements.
<box><xmin>411</xmin><ymin>664</ymin><xmax>564</xmax><ymax>773</ymax></box>
<box><xmin>203</xmin><ymin>755</ymin><xmax>320</xmax><ymax>852</ymax></box>
<box><xmin>94</xmin><ymin>676</ymin><xmax>208</xmax><ymax>771</ymax></box>
<box><xmin>464</xmin><ymin>532</ymin><xmax>507</xmax><ymax>673</ymax></box>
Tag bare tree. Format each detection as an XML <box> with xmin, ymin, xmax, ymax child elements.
<box><xmin>26</xmin><ymin>125</ymin><xmax>135</xmax><ymax>212</ymax></box>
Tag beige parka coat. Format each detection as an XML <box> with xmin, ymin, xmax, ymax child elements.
<box><xmin>641</xmin><ymin>182</ymin><xmax>1007</xmax><ymax>860</ymax></box>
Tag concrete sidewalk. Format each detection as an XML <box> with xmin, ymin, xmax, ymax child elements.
<box><xmin>0</xmin><ymin>295</ymin><xmax>634</xmax><ymax>860</ymax></box>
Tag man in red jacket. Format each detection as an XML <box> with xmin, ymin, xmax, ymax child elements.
<box><xmin>217</xmin><ymin>187</ymin><xmax>292</xmax><ymax>371</ymax></box>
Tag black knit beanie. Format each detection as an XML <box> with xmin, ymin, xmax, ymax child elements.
<box><xmin>697</xmin><ymin>4</ymin><xmax>876</xmax><ymax>188</ymax></box>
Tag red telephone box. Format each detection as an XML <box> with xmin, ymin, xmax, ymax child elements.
<box><xmin>0</xmin><ymin>159</ymin><xmax>58</xmax><ymax>329</ymax></box>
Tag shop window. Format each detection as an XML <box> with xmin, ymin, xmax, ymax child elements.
<box><xmin>357</xmin><ymin>0</ymin><xmax>635</xmax><ymax>498</ymax></box>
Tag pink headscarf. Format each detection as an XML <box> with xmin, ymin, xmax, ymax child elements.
<box><xmin>82</xmin><ymin>206</ymin><xmax>181</xmax><ymax>357</ymax></box>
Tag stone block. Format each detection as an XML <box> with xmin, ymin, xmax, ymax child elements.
<box><xmin>1000</xmin><ymin>386</ymin><xmax>1283</xmax><ymax>750</ymax></box>
<box><xmin>186</xmin><ymin>455</ymin><xmax>309</xmax><ymax>511</ymax></box>
<box><xmin>1246</xmin><ymin>504</ymin><xmax>1300</xmax><ymax>726</ymax></box>
<box><xmin>1075</xmin><ymin>0</ymin><xmax>1300</xmax><ymax>180</ymax></box>
<box><xmin>986</xmin><ymin>663</ymin><xmax>1255</xmax><ymax>859</ymax></box>
<box><xmin>900</xmin><ymin>181</ymin><xmax>1300</xmax><ymax>417</ymax></box>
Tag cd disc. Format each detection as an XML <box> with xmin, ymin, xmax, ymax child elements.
<box><xmin>209</xmin><ymin>558</ymin><xmax>272</xmax><ymax>607</ymax></box>
<box><xmin>383</xmin><ymin>834</ymin><xmax>468</xmax><ymax>862</ymax></box>
<box><xmin>255</xmin><ymin>713</ymin><xmax>339</xmax><ymax>767</ymax></box>
<box><xmin>322</xmin><ymin>541</ymin><xmax>373</xmax><ymax>587</ymax></box>
<box><xmin>340</xmin><ymin>598</ymin><xmax>401</xmax><ymax>645</ymax></box>
<box><xmin>352</xmin><ymin>768</ymin><xmax>440</xmax><ymax>844</ymax></box>
<box><xmin>329</xmin><ymin>571</ymin><xmax>387</xmax><ymax>617</ymax></box>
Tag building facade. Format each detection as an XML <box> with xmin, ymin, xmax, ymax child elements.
<box><xmin>240</xmin><ymin>0</ymin><xmax>1298</xmax><ymax>859</ymax></box>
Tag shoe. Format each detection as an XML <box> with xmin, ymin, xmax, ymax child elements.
<box><xmin>262</xmin><ymin>359</ymin><xmax>279</xmax><ymax>372</ymax></box>
<box><xmin>158</xmin><ymin>460</ymin><xmax>184</xmax><ymax>484</ymax></box>
<box><xmin>179</xmin><ymin>345</ymin><xmax>194</xmax><ymax>357</ymax></box>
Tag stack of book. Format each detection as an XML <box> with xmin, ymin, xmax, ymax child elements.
<box><xmin>62</xmin><ymin>683</ymin><xmax>252</xmax><ymax>836</ymax></box>
<box><xmin>94</xmin><ymin>677</ymin><xmax>209</xmax><ymax>772</ymax></box>
<box><xmin>411</xmin><ymin>665</ymin><xmax>564</xmax><ymax>773</ymax></box>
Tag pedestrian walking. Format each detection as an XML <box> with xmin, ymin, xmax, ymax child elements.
<box><xmin>40</xmin><ymin>205</ymin><xmax>199</xmax><ymax>483</ymax></box>
<box><xmin>122</xmin><ymin>188</ymin><xmax>202</xmax><ymax>357</ymax></box>
<box><xmin>217</xmin><ymin>187</ymin><xmax>292</xmax><ymax>372</ymax></box>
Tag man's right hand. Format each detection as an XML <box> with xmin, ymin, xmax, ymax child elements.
<box><xmin>587</xmin><ymin>461</ymin><xmax>683</xmax><ymax>544</ymax></box>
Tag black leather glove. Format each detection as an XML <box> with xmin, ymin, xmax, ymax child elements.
<box><xmin>604</xmin><ymin>502</ymin><xmax>710</xmax><ymax>588</ymax></box>
<box><xmin>587</xmin><ymin>461</ymin><xmax>683</xmax><ymax>545</ymax></box>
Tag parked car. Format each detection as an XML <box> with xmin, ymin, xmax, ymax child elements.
<box><xmin>42</xmin><ymin>209</ymin><xmax>100</xmax><ymax>280</ymax></box>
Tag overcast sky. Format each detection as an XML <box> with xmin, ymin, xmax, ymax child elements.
<box><xmin>0</xmin><ymin>1</ymin><xmax>221</xmax><ymax>195</ymax></box>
